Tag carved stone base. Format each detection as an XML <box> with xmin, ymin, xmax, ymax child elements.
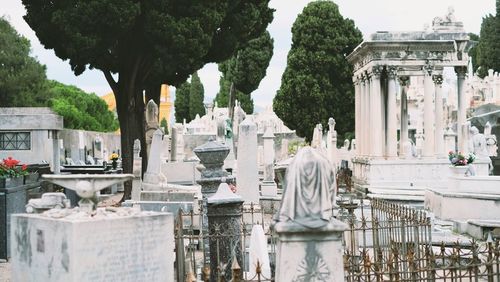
<box><xmin>275</xmin><ymin>219</ymin><xmax>347</xmax><ymax>282</ymax></box>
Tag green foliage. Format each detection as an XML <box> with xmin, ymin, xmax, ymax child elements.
<box><xmin>475</xmin><ymin>1</ymin><xmax>500</xmax><ymax>78</ymax></box>
<box><xmin>189</xmin><ymin>72</ymin><xmax>205</xmax><ymax>120</ymax></box>
<box><xmin>160</xmin><ymin>117</ymin><xmax>169</xmax><ymax>134</ymax></box>
<box><xmin>47</xmin><ymin>81</ymin><xmax>119</xmax><ymax>132</ymax></box>
<box><xmin>0</xmin><ymin>17</ymin><xmax>49</xmax><ymax>106</ymax></box>
<box><xmin>273</xmin><ymin>1</ymin><xmax>362</xmax><ymax>142</ymax></box>
<box><xmin>214</xmin><ymin>75</ymin><xmax>254</xmax><ymax>114</ymax></box>
<box><xmin>476</xmin><ymin>15</ymin><xmax>497</xmax><ymax>78</ymax></box>
<box><xmin>214</xmin><ymin>31</ymin><xmax>274</xmax><ymax>114</ymax></box>
<box><xmin>174</xmin><ymin>81</ymin><xmax>191</xmax><ymax>123</ymax></box>
<box><xmin>468</xmin><ymin>33</ymin><xmax>480</xmax><ymax>74</ymax></box>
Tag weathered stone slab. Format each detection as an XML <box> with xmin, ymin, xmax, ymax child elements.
<box><xmin>11</xmin><ymin>212</ymin><xmax>174</xmax><ymax>282</ymax></box>
<box><xmin>140</xmin><ymin>191</ymin><xmax>195</xmax><ymax>202</ymax></box>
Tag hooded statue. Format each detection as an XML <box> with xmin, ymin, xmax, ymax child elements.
<box><xmin>277</xmin><ymin>146</ymin><xmax>336</xmax><ymax>229</ymax></box>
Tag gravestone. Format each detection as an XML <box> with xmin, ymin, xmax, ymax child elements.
<box><xmin>145</xmin><ymin>100</ymin><xmax>160</xmax><ymax>157</ymax></box>
<box><xmin>131</xmin><ymin>139</ymin><xmax>142</xmax><ymax>200</ymax></box>
<box><xmin>142</xmin><ymin>129</ymin><xmax>167</xmax><ymax>191</ymax></box>
<box><xmin>11</xmin><ymin>210</ymin><xmax>174</xmax><ymax>282</ymax></box>
<box><xmin>274</xmin><ymin>147</ymin><xmax>347</xmax><ymax>282</ymax></box>
<box><xmin>237</xmin><ymin>118</ymin><xmax>259</xmax><ymax>204</ymax></box>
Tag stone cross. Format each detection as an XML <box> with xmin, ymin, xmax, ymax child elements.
<box><xmin>237</xmin><ymin>117</ymin><xmax>259</xmax><ymax>204</ymax></box>
<box><xmin>145</xmin><ymin>100</ymin><xmax>160</xmax><ymax>157</ymax></box>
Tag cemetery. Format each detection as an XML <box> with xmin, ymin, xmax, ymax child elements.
<box><xmin>2</xmin><ymin>2</ymin><xmax>500</xmax><ymax>282</ymax></box>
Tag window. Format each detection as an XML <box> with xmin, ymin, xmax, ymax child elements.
<box><xmin>0</xmin><ymin>132</ymin><xmax>31</xmax><ymax>150</ymax></box>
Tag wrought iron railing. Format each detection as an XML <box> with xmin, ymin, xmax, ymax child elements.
<box><xmin>342</xmin><ymin>198</ymin><xmax>500</xmax><ymax>282</ymax></box>
<box><xmin>174</xmin><ymin>201</ymin><xmax>279</xmax><ymax>282</ymax></box>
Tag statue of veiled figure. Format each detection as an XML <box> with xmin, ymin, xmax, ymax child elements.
<box><xmin>277</xmin><ymin>146</ymin><xmax>336</xmax><ymax>229</ymax></box>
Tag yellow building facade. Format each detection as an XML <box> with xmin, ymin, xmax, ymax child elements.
<box><xmin>101</xmin><ymin>84</ymin><xmax>173</xmax><ymax>126</ymax></box>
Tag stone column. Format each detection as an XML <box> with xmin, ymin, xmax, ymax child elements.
<box><xmin>399</xmin><ymin>76</ymin><xmax>410</xmax><ymax>158</ymax></box>
<box><xmin>363</xmin><ymin>73</ymin><xmax>371</xmax><ymax>156</ymax></box>
<box><xmin>261</xmin><ymin>126</ymin><xmax>277</xmax><ymax>197</ymax></box>
<box><xmin>131</xmin><ymin>139</ymin><xmax>142</xmax><ymax>201</ymax></box>
<box><xmin>51</xmin><ymin>131</ymin><xmax>61</xmax><ymax>174</ymax></box>
<box><xmin>370</xmin><ymin>66</ymin><xmax>383</xmax><ymax>157</ymax></box>
<box><xmin>142</xmin><ymin>129</ymin><xmax>166</xmax><ymax>190</ymax></box>
<box><xmin>207</xmin><ymin>183</ymin><xmax>244</xmax><ymax>282</ymax></box>
<box><xmin>237</xmin><ymin>118</ymin><xmax>259</xmax><ymax>204</ymax></box>
<box><xmin>423</xmin><ymin>64</ymin><xmax>435</xmax><ymax>157</ymax></box>
<box><xmin>193</xmin><ymin>139</ymin><xmax>233</xmax><ymax>266</ymax></box>
<box><xmin>354</xmin><ymin>76</ymin><xmax>361</xmax><ymax>156</ymax></box>
<box><xmin>360</xmin><ymin>75</ymin><xmax>368</xmax><ymax>156</ymax></box>
<box><xmin>327</xmin><ymin>118</ymin><xmax>337</xmax><ymax>165</ymax></box>
<box><xmin>386</xmin><ymin>67</ymin><xmax>398</xmax><ymax>158</ymax></box>
<box><xmin>455</xmin><ymin>66</ymin><xmax>468</xmax><ymax>153</ymax></box>
<box><xmin>433</xmin><ymin>74</ymin><xmax>445</xmax><ymax>157</ymax></box>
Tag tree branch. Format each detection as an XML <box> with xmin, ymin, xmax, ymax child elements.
<box><xmin>103</xmin><ymin>70</ymin><xmax>118</xmax><ymax>94</ymax></box>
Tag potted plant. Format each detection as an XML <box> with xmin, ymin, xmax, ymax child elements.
<box><xmin>448</xmin><ymin>151</ymin><xmax>475</xmax><ymax>176</ymax></box>
<box><xmin>0</xmin><ymin>157</ymin><xmax>29</xmax><ymax>188</ymax></box>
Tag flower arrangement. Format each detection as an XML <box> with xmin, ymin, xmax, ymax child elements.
<box><xmin>448</xmin><ymin>151</ymin><xmax>475</xmax><ymax>166</ymax></box>
<box><xmin>0</xmin><ymin>157</ymin><xmax>28</xmax><ymax>179</ymax></box>
<box><xmin>110</xmin><ymin>153</ymin><xmax>119</xmax><ymax>161</ymax></box>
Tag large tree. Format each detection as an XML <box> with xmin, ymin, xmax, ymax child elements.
<box><xmin>23</xmin><ymin>0</ymin><xmax>273</xmax><ymax>200</ymax></box>
<box><xmin>0</xmin><ymin>17</ymin><xmax>49</xmax><ymax>106</ymax></box>
<box><xmin>188</xmin><ymin>72</ymin><xmax>205</xmax><ymax>120</ymax></box>
<box><xmin>273</xmin><ymin>1</ymin><xmax>362</xmax><ymax>142</ymax></box>
<box><xmin>475</xmin><ymin>1</ymin><xmax>500</xmax><ymax>78</ymax></box>
<box><xmin>47</xmin><ymin>81</ymin><xmax>119</xmax><ymax>132</ymax></box>
<box><xmin>214</xmin><ymin>30</ymin><xmax>274</xmax><ymax>115</ymax></box>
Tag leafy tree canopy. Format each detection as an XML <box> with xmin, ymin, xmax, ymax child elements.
<box><xmin>22</xmin><ymin>0</ymin><xmax>274</xmax><ymax>200</ymax></box>
<box><xmin>273</xmin><ymin>1</ymin><xmax>362</xmax><ymax>142</ymax></box>
<box><xmin>47</xmin><ymin>81</ymin><xmax>119</xmax><ymax>132</ymax></box>
<box><xmin>214</xmin><ymin>31</ymin><xmax>273</xmax><ymax>113</ymax></box>
<box><xmin>0</xmin><ymin>17</ymin><xmax>49</xmax><ymax>107</ymax></box>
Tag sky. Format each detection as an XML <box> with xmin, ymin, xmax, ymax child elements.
<box><xmin>1</xmin><ymin>0</ymin><xmax>496</xmax><ymax>109</ymax></box>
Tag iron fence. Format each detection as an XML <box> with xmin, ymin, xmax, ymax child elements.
<box><xmin>174</xmin><ymin>201</ymin><xmax>279</xmax><ymax>282</ymax></box>
<box><xmin>342</xmin><ymin>198</ymin><xmax>500</xmax><ymax>282</ymax></box>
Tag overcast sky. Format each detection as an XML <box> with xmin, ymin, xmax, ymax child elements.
<box><xmin>1</xmin><ymin>1</ymin><xmax>496</xmax><ymax>108</ymax></box>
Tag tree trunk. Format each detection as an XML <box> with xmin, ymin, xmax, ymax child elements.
<box><xmin>115</xmin><ymin>82</ymin><xmax>145</xmax><ymax>202</ymax></box>
<box><xmin>145</xmin><ymin>85</ymin><xmax>161</xmax><ymax>106</ymax></box>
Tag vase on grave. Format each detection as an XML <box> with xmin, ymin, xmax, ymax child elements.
<box><xmin>449</xmin><ymin>165</ymin><xmax>469</xmax><ymax>176</ymax></box>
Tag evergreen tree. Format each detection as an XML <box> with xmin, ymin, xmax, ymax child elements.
<box><xmin>189</xmin><ymin>72</ymin><xmax>205</xmax><ymax>120</ymax></box>
<box><xmin>0</xmin><ymin>17</ymin><xmax>49</xmax><ymax>106</ymax></box>
<box><xmin>475</xmin><ymin>1</ymin><xmax>500</xmax><ymax>78</ymax></box>
<box><xmin>174</xmin><ymin>81</ymin><xmax>191</xmax><ymax>123</ymax></box>
<box><xmin>273</xmin><ymin>1</ymin><xmax>362</xmax><ymax>142</ymax></box>
<box><xmin>22</xmin><ymin>0</ymin><xmax>273</xmax><ymax>200</ymax></box>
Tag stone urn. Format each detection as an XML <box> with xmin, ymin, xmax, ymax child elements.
<box><xmin>449</xmin><ymin>165</ymin><xmax>469</xmax><ymax>177</ymax></box>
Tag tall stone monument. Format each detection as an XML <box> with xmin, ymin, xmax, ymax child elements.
<box><xmin>142</xmin><ymin>129</ymin><xmax>167</xmax><ymax>190</ymax></box>
<box><xmin>274</xmin><ymin>147</ymin><xmax>347</xmax><ymax>282</ymax></box>
<box><xmin>236</xmin><ymin>118</ymin><xmax>259</xmax><ymax>204</ymax></box>
<box><xmin>261</xmin><ymin>125</ymin><xmax>277</xmax><ymax>197</ymax></box>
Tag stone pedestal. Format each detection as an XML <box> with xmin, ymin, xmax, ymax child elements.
<box><xmin>194</xmin><ymin>139</ymin><xmax>234</xmax><ymax>266</ymax></box>
<box><xmin>275</xmin><ymin>220</ymin><xmax>347</xmax><ymax>282</ymax></box>
<box><xmin>207</xmin><ymin>184</ymin><xmax>244</xmax><ymax>282</ymax></box>
<box><xmin>261</xmin><ymin>126</ymin><xmax>277</xmax><ymax>197</ymax></box>
<box><xmin>11</xmin><ymin>210</ymin><xmax>174</xmax><ymax>282</ymax></box>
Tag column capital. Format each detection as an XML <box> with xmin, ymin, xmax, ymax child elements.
<box><xmin>370</xmin><ymin>65</ymin><xmax>384</xmax><ymax>79</ymax></box>
<box><xmin>398</xmin><ymin>75</ymin><xmax>410</xmax><ymax>86</ymax></box>
<box><xmin>387</xmin><ymin>66</ymin><xmax>398</xmax><ymax>79</ymax></box>
<box><xmin>455</xmin><ymin>66</ymin><xmax>467</xmax><ymax>78</ymax></box>
<box><xmin>432</xmin><ymin>74</ymin><xmax>444</xmax><ymax>85</ymax></box>
<box><xmin>422</xmin><ymin>62</ymin><xmax>434</xmax><ymax>76</ymax></box>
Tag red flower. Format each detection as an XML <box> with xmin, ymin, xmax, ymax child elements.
<box><xmin>21</xmin><ymin>164</ymin><xmax>27</xmax><ymax>171</ymax></box>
